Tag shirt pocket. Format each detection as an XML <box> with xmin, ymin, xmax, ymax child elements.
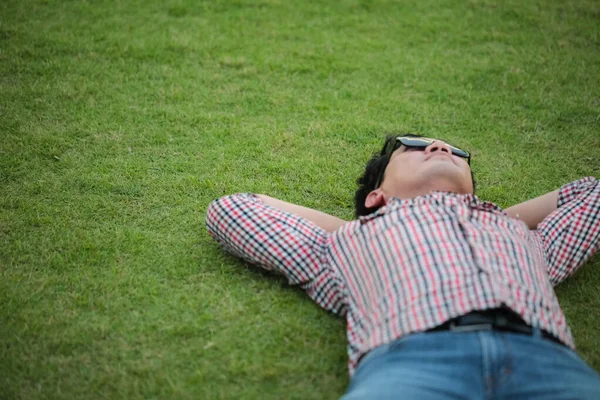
<box><xmin>470</xmin><ymin>211</ymin><xmax>542</xmax><ymax>285</ymax></box>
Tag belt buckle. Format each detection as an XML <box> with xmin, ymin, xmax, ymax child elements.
<box><xmin>449</xmin><ymin>322</ymin><xmax>494</xmax><ymax>332</ymax></box>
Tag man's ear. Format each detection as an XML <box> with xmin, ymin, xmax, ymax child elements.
<box><xmin>365</xmin><ymin>188</ymin><xmax>386</xmax><ymax>209</ymax></box>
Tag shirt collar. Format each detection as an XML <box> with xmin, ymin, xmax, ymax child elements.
<box><xmin>386</xmin><ymin>191</ymin><xmax>506</xmax><ymax>214</ymax></box>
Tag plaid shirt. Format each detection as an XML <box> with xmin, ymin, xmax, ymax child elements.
<box><xmin>206</xmin><ymin>177</ymin><xmax>600</xmax><ymax>376</ymax></box>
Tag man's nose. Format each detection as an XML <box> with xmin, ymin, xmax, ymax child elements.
<box><xmin>424</xmin><ymin>140</ymin><xmax>452</xmax><ymax>155</ymax></box>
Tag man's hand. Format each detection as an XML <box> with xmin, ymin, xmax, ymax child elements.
<box><xmin>505</xmin><ymin>189</ymin><xmax>559</xmax><ymax>230</ymax></box>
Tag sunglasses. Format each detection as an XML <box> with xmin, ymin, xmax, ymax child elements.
<box><xmin>375</xmin><ymin>136</ymin><xmax>471</xmax><ymax>188</ymax></box>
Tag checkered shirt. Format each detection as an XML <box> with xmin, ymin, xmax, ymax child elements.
<box><xmin>205</xmin><ymin>177</ymin><xmax>600</xmax><ymax>376</ymax></box>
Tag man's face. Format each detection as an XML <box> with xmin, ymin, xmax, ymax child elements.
<box><xmin>366</xmin><ymin>139</ymin><xmax>474</xmax><ymax>208</ymax></box>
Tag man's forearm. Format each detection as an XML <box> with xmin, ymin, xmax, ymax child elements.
<box><xmin>505</xmin><ymin>189</ymin><xmax>559</xmax><ymax>230</ymax></box>
<box><xmin>256</xmin><ymin>195</ymin><xmax>348</xmax><ymax>233</ymax></box>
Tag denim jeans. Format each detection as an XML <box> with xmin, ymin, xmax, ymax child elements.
<box><xmin>341</xmin><ymin>329</ymin><xmax>600</xmax><ymax>400</ymax></box>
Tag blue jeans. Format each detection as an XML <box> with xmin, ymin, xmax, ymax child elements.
<box><xmin>341</xmin><ymin>329</ymin><xmax>600</xmax><ymax>400</ymax></box>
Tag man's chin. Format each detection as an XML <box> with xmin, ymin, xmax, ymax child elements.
<box><xmin>422</xmin><ymin>162</ymin><xmax>464</xmax><ymax>178</ymax></box>
<box><xmin>420</xmin><ymin>168</ymin><xmax>472</xmax><ymax>195</ymax></box>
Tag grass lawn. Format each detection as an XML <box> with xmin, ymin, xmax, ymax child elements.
<box><xmin>1</xmin><ymin>0</ymin><xmax>599</xmax><ymax>398</ymax></box>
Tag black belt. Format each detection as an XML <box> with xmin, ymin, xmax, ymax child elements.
<box><xmin>428</xmin><ymin>308</ymin><xmax>563</xmax><ymax>346</ymax></box>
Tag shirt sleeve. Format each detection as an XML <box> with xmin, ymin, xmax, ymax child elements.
<box><xmin>205</xmin><ymin>193</ymin><xmax>347</xmax><ymax>316</ymax></box>
<box><xmin>536</xmin><ymin>177</ymin><xmax>600</xmax><ymax>286</ymax></box>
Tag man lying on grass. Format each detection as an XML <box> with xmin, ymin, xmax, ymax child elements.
<box><xmin>205</xmin><ymin>134</ymin><xmax>600</xmax><ymax>399</ymax></box>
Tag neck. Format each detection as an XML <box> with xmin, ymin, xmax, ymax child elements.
<box><xmin>386</xmin><ymin>179</ymin><xmax>472</xmax><ymax>201</ymax></box>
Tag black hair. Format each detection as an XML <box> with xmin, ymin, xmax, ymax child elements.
<box><xmin>353</xmin><ymin>133</ymin><xmax>476</xmax><ymax>218</ymax></box>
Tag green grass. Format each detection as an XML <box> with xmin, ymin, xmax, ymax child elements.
<box><xmin>1</xmin><ymin>0</ymin><xmax>599</xmax><ymax>398</ymax></box>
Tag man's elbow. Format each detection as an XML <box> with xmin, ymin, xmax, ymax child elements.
<box><xmin>205</xmin><ymin>196</ymin><xmax>228</xmax><ymax>239</ymax></box>
<box><xmin>205</xmin><ymin>193</ymin><xmax>253</xmax><ymax>238</ymax></box>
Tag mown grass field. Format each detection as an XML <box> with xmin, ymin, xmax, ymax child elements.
<box><xmin>1</xmin><ymin>0</ymin><xmax>599</xmax><ymax>398</ymax></box>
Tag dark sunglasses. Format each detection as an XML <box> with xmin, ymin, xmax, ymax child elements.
<box><xmin>375</xmin><ymin>136</ymin><xmax>471</xmax><ymax>188</ymax></box>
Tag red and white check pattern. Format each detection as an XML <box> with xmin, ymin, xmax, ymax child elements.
<box><xmin>206</xmin><ymin>177</ymin><xmax>600</xmax><ymax>376</ymax></box>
